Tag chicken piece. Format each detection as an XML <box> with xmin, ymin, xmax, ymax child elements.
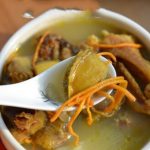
<box><xmin>117</xmin><ymin>62</ymin><xmax>146</xmax><ymax>103</ymax></box>
<box><xmin>86</xmin><ymin>32</ymin><xmax>150</xmax><ymax>115</ymax></box>
<box><xmin>10</xmin><ymin>110</ymin><xmax>70</xmax><ymax>147</ymax></box>
<box><xmin>9</xmin><ymin>111</ymin><xmax>47</xmax><ymax>145</ymax></box>
<box><xmin>11</xmin><ymin>129</ymin><xmax>32</xmax><ymax>144</ymax></box>
<box><xmin>117</xmin><ymin>62</ymin><xmax>150</xmax><ymax>115</ymax></box>
<box><xmin>33</xmin><ymin>113</ymin><xmax>69</xmax><ymax>150</ymax></box>
<box><xmin>1</xmin><ymin>107</ymin><xmax>35</xmax><ymax>127</ymax></box>
<box><xmin>100</xmin><ymin>32</ymin><xmax>150</xmax><ymax>97</ymax></box>
<box><xmin>101</xmin><ymin>33</ymin><xmax>150</xmax><ymax>83</ymax></box>
<box><xmin>33</xmin><ymin>123</ymin><xmax>69</xmax><ymax>150</ymax></box>
<box><xmin>4</xmin><ymin>56</ymin><xmax>34</xmax><ymax>83</ymax></box>
<box><xmin>14</xmin><ymin>111</ymin><xmax>47</xmax><ymax>135</ymax></box>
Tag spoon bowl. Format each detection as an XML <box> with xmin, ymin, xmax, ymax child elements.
<box><xmin>0</xmin><ymin>55</ymin><xmax>116</xmax><ymax>111</ymax></box>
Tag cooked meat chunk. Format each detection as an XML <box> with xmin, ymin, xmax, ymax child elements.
<box><xmin>101</xmin><ymin>33</ymin><xmax>133</xmax><ymax>45</ymax></box>
<box><xmin>11</xmin><ymin>110</ymin><xmax>70</xmax><ymax>147</ymax></box>
<box><xmin>117</xmin><ymin>62</ymin><xmax>150</xmax><ymax>115</ymax></box>
<box><xmin>37</xmin><ymin>34</ymin><xmax>62</xmax><ymax>61</ymax></box>
<box><xmin>32</xmin><ymin>33</ymin><xmax>78</xmax><ymax>74</ymax></box>
<box><xmin>99</xmin><ymin>32</ymin><xmax>150</xmax><ymax>115</ymax></box>
<box><xmin>100</xmin><ymin>33</ymin><xmax>150</xmax><ymax>83</ymax></box>
<box><xmin>32</xmin><ymin>33</ymin><xmax>77</xmax><ymax>65</ymax></box>
<box><xmin>11</xmin><ymin>129</ymin><xmax>32</xmax><ymax>144</ymax></box>
<box><xmin>117</xmin><ymin>62</ymin><xmax>146</xmax><ymax>103</ymax></box>
<box><xmin>4</xmin><ymin>56</ymin><xmax>33</xmax><ymax>83</ymax></box>
<box><xmin>33</xmin><ymin>115</ymin><xmax>69</xmax><ymax>150</ymax></box>
<box><xmin>14</xmin><ymin>111</ymin><xmax>47</xmax><ymax>135</ymax></box>
<box><xmin>85</xmin><ymin>32</ymin><xmax>150</xmax><ymax>115</ymax></box>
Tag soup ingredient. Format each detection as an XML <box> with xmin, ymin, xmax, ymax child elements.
<box><xmin>67</xmin><ymin>49</ymin><xmax>109</xmax><ymax>97</ymax></box>
<box><xmin>14</xmin><ymin>111</ymin><xmax>47</xmax><ymax>134</ymax></box>
<box><xmin>86</xmin><ymin>34</ymin><xmax>141</xmax><ymax>49</ymax></box>
<box><xmin>96</xmin><ymin>43</ymin><xmax>141</xmax><ymax>48</ymax></box>
<box><xmin>32</xmin><ymin>33</ymin><xmax>78</xmax><ymax>74</ymax></box>
<box><xmin>51</xmin><ymin>76</ymin><xmax>135</xmax><ymax>145</ymax></box>
<box><xmin>11</xmin><ymin>111</ymin><xmax>47</xmax><ymax>144</ymax></box>
<box><xmin>86</xmin><ymin>32</ymin><xmax>150</xmax><ymax>115</ymax></box>
<box><xmin>117</xmin><ymin>62</ymin><xmax>146</xmax><ymax>103</ymax></box>
<box><xmin>100</xmin><ymin>33</ymin><xmax>150</xmax><ymax>82</ymax></box>
<box><xmin>34</xmin><ymin>60</ymin><xmax>58</xmax><ymax>74</ymax></box>
<box><xmin>4</xmin><ymin>56</ymin><xmax>33</xmax><ymax>83</ymax></box>
<box><xmin>33</xmin><ymin>121</ymin><xmax>69</xmax><ymax>150</ymax></box>
<box><xmin>10</xmin><ymin>111</ymin><xmax>70</xmax><ymax>149</ymax></box>
<box><xmin>97</xmin><ymin>52</ymin><xmax>117</xmax><ymax>65</ymax></box>
<box><xmin>11</xmin><ymin>128</ymin><xmax>32</xmax><ymax>144</ymax></box>
<box><xmin>100</xmin><ymin>32</ymin><xmax>150</xmax><ymax>114</ymax></box>
<box><xmin>51</xmin><ymin>50</ymin><xmax>136</xmax><ymax>145</ymax></box>
<box><xmin>118</xmin><ymin>63</ymin><xmax>150</xmax><ymax>115</ymax></box>
<box><xmin>86</xmin><ymin>31</ymin><xmax>141</xmax><ymax>49</ymax></box>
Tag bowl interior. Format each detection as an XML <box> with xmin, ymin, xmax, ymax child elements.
<box><xmin>0</xmin><ymin>8</ymin><xmax>150</xmax><ymax>150</ymax></box>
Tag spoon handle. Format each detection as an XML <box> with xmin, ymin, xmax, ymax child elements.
<box><xmin>0</xmin><ymin>81</ymin><xmax>61</xmax><ymax>111</ymax></box>
<box><xmin>0</xmin><ymin>82</ymin><xmax>41</xmax><ymax>109</ymax></box>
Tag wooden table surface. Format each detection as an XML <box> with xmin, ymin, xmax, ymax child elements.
<box><xmin>0</xmin><ymin>0</ymin><xmax>150</xmax><ymax>149</ymax></box>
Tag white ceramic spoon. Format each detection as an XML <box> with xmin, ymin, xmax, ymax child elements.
<box><xmin>0</xmin><ymin>56</ymin><xmax>116</xmax><ymax>111</ymax></box>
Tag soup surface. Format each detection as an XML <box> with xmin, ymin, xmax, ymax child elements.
<box><xmin>1</xmin><ymin>13</ymin><xmax>150</xmax><ymax>150</ymax></box>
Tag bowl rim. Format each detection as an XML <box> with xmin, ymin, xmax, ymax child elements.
<box><xmin>0</xmin><ymin>8</ymin><xmax>150</xmax><ymax>150</ymax></box>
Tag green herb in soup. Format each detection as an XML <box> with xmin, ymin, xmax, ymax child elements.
<box><xmin>1</xmin><ymin>14</ymin><xmax>150</xmax><ymax>150</ymax></box>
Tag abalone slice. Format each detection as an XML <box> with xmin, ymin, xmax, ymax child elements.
<box><xmin>67</xmin><ymin>49</ymin><xmax>108</xmax><ymax>97</ymax></box>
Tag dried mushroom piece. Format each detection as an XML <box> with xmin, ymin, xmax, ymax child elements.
<box><xmin>32</xmin><ymin>33</ymin><xmax>78</xmax><ymax>74</ymax></box>
<box><xmin>67</xmin><ymin>48</ymin><xmax>108</xmax><ymax>98</ymax></box>
<box><xmin>4</xmin><ymin>56</ymin><xmax>34</xmax><ymax>83</ymax></box>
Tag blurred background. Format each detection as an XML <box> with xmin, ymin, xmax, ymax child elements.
<box><xmin>0</xmin><ymin>0</ymin><xmax>150</xmax><ymax>149</ymax></box>
<box><xmin>0</xmin><ymin>0</ymin><xmax>150</xmax><ymax>50</ymax></box>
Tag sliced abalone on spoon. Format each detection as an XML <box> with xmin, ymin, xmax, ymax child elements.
<box><xmin>65</xmin><ymin>48</ymin><xmax>109</xmax><ymax>98</ymax></box>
